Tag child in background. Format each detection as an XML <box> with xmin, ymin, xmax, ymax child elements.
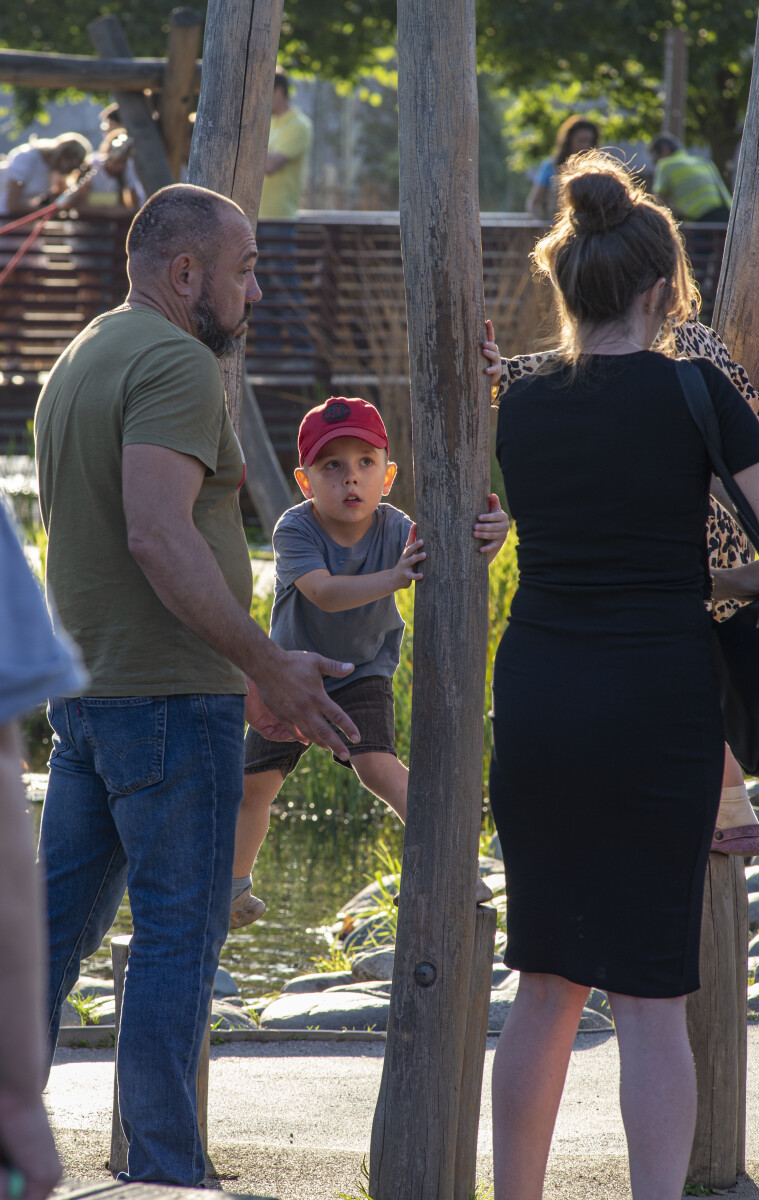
<box><xmin>230</xmin><ymin>394</ymin><xmax>509</xmax><ymax>927</ymax></box>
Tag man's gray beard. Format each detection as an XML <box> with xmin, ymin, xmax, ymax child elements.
<box><xmin>192</xmin><ymin>298</ymin><xmax>242</xmax><ymax>358</ymax></box>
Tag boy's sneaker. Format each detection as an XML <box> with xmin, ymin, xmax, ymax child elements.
<box><xmin>229</xmin><ymin>890</ymin><xmax>266</xmax><ymax>930</ymax></box>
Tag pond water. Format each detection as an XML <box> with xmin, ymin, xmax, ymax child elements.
<box><xmin>28</xmin><ymin>787</ymin><xmax>403</xmax><ymax>1001</ymax></box>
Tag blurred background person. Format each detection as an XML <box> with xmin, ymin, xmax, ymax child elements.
<box><xmin>259</xmin><ymin>66</ymin><xmax>313</xmax><ymax>219</ymax></box>
<box><xmin>526</xmin><ymin>115</ymin><xmax>599</xmax><ymax>220</ymax></box>
<box><xmin>0</xmin><ymin>492</ymin><xmax>86</xmax><ymax>1200</ymax></box>
<box><xmin>0</xmin><ymin>133</ymin><xmax>91</xmax><ymax>216</ymax></box>
<box><xmin>78</xmin><ymin>129</ymin><xmax>145</xmax><ymax>214</ymax></box>
<box><xmin>649</xmin><ymin>133</ymin><xmax>732</xmax><ymax>222</ymax></box>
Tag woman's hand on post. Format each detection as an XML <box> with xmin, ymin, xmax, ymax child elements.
<box><xmin>482</xmin><ymin>319</ymin><xmax>502</xmax><ymax>376</ymax></box>
<box><xmin>474</xmin><ymin>494</ymin><xmax>510</xmax><ymax>563</ymax></box>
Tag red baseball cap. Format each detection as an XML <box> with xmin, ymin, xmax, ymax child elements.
<box><xmin>298</xmin><ymin>397</ymin><xmax>389</xmax><ymax>466</ymax></box>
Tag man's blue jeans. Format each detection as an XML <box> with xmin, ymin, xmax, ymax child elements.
<box><xmin>41</xmin><ymin>693</ymin><xmax>244</xmax><ymax>1184</ymax></box>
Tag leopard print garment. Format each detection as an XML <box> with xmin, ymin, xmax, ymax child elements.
<box><xmin>496</xmin><ymin>322</ymin><xmax>759</xmax><ymax>621</ymax></box>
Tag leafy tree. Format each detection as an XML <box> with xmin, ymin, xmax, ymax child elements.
<box><xmin>1</xmin><ymin>0</ymin><xmax>755</xmax><ymax>174</ymax></box>
<box><xmin>475</xmin><ymin>0</ymin><xmax>757</xmax><ymax>174</ymax></box>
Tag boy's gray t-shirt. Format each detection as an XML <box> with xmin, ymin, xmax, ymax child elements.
<box><xmin>270</xmin><ymin>500</ymin><xmax>413</xmax><ymax>693</ymax></box>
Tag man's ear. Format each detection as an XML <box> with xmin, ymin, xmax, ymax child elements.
<box><xmin>382</xmin><ymin>461</ymin><xmax>398</xmax><ymax>496</ymax></box>
<box><xmin>169</xmin><ymin>252</ymin><xmax>203</xmax><ymax>299</ymax></box>
<box><xmin>294</xmin><ymin>467</ymin><xmax>313</xmax><ymax>498</ymax></box>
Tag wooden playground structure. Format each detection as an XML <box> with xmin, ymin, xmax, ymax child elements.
<box><xmin>1</xmin><ymin>0</ymin><xmax>757</xmax><ymax>1193</ymax></box>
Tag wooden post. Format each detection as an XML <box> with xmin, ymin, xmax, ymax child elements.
<box><xmin>88</xmin><ymin>16</ymin><xmax>175</xmax><ymax>197</ymax></box>
<box><xmin>369</xmin><ymin>0</ymin><xmax>494</xmax><ymax>1196</ymax></box>
<box><xmin>686</xmin><ymin>856</ymin><xmax>748</xmax><ymax>1189</ymax></box>
<box><xmin>186</xmin><ymin>0</ymin><xmax>284</xmax><ymax>440</ymax></box>
<box><xmin>712</xmin><ymin>13</ymin><xmax>759</xmax><ymax>386</ymax></box>
<box><xmin>108</xmin><ymin>935</ymin><xmax>211</xmax><ymax>1177</ymax></box>
<box><xmin>454</xmin><ymin>905</ymin><xmax>498</xmax><ymax>1199</ymax></box>
<box><xmin>159</xmin><ymin>8</ymin><xmax>203</xmax><ymax>181</ymax></box>
<box><xmin>241</xmin><ymin>375</ymin><xmax>293</xmax><ymax>537</ymax></box>
<box><xmin>662</xmin><ymin>29</ymin><xmax>688</xmax><ymax>141</ymax></box>
<box><xmin>684</xmin><ymin>22</ymin><xmax>759</xmax><ymax>1182</ymax></box>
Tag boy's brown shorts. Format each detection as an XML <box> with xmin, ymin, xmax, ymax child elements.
<box><xmin>243</xmin><ymin>674</ymin><xmax>397</xmax><ymax>779</ymax></box>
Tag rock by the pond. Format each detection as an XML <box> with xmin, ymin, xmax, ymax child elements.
<box><xmin>750</xmin><ymin>933</ymin><xmax>759</xmax><ymax>959</ymax></box>
<box><xmin>73</xmin><ymin>975</ymin><xmax>115</xmax><ymax>998</ymax></box>
<box><xmin>494</xmin><ymin>930</ymin><xmax>508</xmax><ymax>957</ymax></box>
<box><xmin>342</xmin><ymin>911</ymin><xmax>396</xmax><ymax>952</ymax></box>
<box><xmin>747</xmin><ymin>866</ymin><xmax>759</xmax><ymax>895</ymax></box>
<box><xmin>61</xmin><ymin>994</ymin><xmax>116</xmax><ymax>1028</ymax></box>
<box><xmin>491</xmin><ymin>964</ymin><xmax>512</xmax><ymax>988</ymax></box>
<box><xmin>211</xmin><ymin>999</ymin><xmax>258</xmax><ymax>1030</ymax></box>
<box><xmin>749</xmin><ymin>957</ymin><xmax>759</xmax><ymax>985</ymax></box>
<box><xmin>339</xmin><ymin>874</ymin><xmax>399</xmax><ymax>917</ymax></box>
<box><xmin>260</xmin><ymin>990</ymin><xmax>390</xmax><ymax>1032</ymax></box>
<box><xmin>281</xmin><ymin>971</ymin><xmax>353</xmax><ymax>994</ymax></box>
<box><xmin>478</xmin><ymin>855</ymin><xmax>503</xmax><ymax>877</ymax></box>
<box><xmin>324</xmin><ymin>980</ymin><xmax>392</xmax><ymax>998</ymax></box>
<box><xmin>750</xmin><ymin>893</ymin><xmax>759</xmax><ymax>931</ymax></box>
<box><xmin>585</xmin><ymin>989</ymin><xmax>611</xmax><ymax>1018</ymax></box>
<box><xmin>483</xmin><ymin>871</ymin><xmax>506</xmax><ymax>896</ymax></box>
<box><xmin>489</xmin><ymin>833</ymin><xmax>503</xmax><ymax>861</ymax></box>
<box><xmin>579</xmin><ymin>1007</ymin><xmax>614</xmax><ymax>1032</ymax></box>
<box><xmin>748</xmin><ymin>982</ymin><xmax>759</xmax><ymax>1015</ymax></box>
<box><xmin>351</xmin><ymin>948</ymin><xmax>394</xmax><ymax>982</ymax></box>
<box><xmin>214</xmin><ymin>966</ymin><xmax>240</xmax><ymax>999</ymax></box>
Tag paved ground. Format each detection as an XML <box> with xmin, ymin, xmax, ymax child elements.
<box><xmin>47</xmin><ymin>1029</ymin><xmax>759</xmax><ymax>1199</ymax></box>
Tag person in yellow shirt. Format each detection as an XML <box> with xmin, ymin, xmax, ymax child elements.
<box><xmin>259</xmin><ymin>68</ymin><xmax>313</xmax><ymax>219</ymax></box>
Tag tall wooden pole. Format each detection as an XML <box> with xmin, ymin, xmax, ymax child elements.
<box><xmin>712</xmin><ymin>12</ymin><xmax>759</xmax><ymax>386</ymax></box>
<box><xmin>187</xmin><ymin>0</ymin><xmax>293</xmax><ymax>535</ymax></box>
<box><xmin>159</xmin><ymin>7</ymin><xmax>203</xmax><ymax>181</ymax></box>
<box><xmin>369</xmin><ymin>0</ymin><xmax>493</xmax><ymax>1196</ymax></box>
<box><xmin>684</xmin><ymin>12</ymin><xmax>759</xmax><ymax>1189</ymax></box>
<box><xmin>662</xmin><ymin>29</ymin><xmax>688</xmax><ymax>141</ymax></box>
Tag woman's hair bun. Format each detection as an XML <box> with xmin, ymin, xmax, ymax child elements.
<box><xmin>560</xmin><ymin>154</ymin><xmax>636</xmax><ymax>234</ymax></box>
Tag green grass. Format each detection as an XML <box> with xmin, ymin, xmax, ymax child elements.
<box><xmin>67</xmin><ymin>990</ymin><xmax>103</xmax><ymax>1026</ymax></box>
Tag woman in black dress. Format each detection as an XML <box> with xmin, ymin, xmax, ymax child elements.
<box><xmin>488</xmin><ymin>152</ymin><xmax>759</xmax><ymax>1200</ymax></box>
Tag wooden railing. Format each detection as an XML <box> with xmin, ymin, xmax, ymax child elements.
<box><xmin>0</xmin><ymin>209</ymin><xmax>727</xmax><ymax>455</ymax></box>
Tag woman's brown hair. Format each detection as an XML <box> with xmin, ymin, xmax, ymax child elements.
<box><xmin>532</xmin><ymin>150</ymin><xmax>696</xmax><ymax>364</ymax></box>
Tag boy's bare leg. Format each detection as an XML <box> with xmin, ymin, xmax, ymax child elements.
<box><xmin>351</xmin><ymin>753</ymin><xmax>492</xmax><ymax>902</ymax></box>
<box><xmin>229</xmin><ymin>770</ymin><xmax>284</xmax><ymax>929</ymax></box>
<box><xmin>233</xmin><ymin>770</ymin><xmax>285</xmax><ymax>876</ymax></box>
<box><xmin>351</xmin><ymin>752</ymin><xmax>408</xmax><ymax>821</ymax></box>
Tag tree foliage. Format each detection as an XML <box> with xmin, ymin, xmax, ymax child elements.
<box><xmin>0</xmin><ymin>0</ymin><xmax>755</xmax><ymax>171</ymax></box>
<box><xmin>475</xmin><ymin>0</ymin><xmax>757</xmax><ymax>172</ymax></box>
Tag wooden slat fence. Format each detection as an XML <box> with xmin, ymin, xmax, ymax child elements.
<box><xmin>0</xmin><ymin>210</ymin><xmax>727</xmax><ymax>459</ymax></box>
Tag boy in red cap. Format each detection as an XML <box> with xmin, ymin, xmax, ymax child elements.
<box><xmin>230</xmin><ymin>395</ymin><xmax>509</xmax><ymax>927</ymax></box>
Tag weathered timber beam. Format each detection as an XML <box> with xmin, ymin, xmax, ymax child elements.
<box><xmin>712</xmin><ymin>10</ymin><xmax>759</xmax><ymax>385</ymax></box>
<box><xmin>188</xmin><ymin>0</ymin><xmax>285</xmax><ymax>450</ymax></box>
<box><xmin>369</xmin><ymin>0</ymin><xmax>493</xmax><ymax>1194</ymax></box>
<box><xmin>160</xmin><ymin>8</ymin><xmax>203</xmax><ymax>180</ymax></box>
<box><xmin>89</xmin><ymin>15</ymin><xmax>174</xmax><ymax>196</ymax></box>
<box><xmin>0</xmin><ymin>48</ymin><xmax>201</xmax><ymax>93</ymax></box>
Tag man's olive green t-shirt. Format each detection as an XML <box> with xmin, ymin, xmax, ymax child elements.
<box><xmin>35</xmin><ymin>307</ymin><xmax>252</xmax><ymax>696</ymax></box>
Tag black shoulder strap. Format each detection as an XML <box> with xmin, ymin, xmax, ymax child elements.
<box><xmin>676</xmin><ymin>358</ymin><xmax>759</xmax><ymax>555</ymax></box>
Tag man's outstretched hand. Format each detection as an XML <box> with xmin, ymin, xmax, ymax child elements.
<box><xmin>254</xmin><ymin>652</ymin><xmax>360</xmax><ymax>761</ymax></box>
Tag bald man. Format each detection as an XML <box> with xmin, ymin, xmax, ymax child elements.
<box><xmin>34</xmin><ymin>184</ymin><xmax>359</xmax><ymax>1185</ymax></box>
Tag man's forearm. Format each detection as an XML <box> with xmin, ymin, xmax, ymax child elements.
<box><xmin>129</xmin><ymin>519</ymin><xmax>285</xmax><ymax>679</ymax></box>
<box><xmin>0</xmin><ymin>725</ymin><xmax>46</xmax><ymax>1099</ymax></box>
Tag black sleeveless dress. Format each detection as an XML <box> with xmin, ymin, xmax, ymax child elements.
<box><xmin>490</xmin><ymin>351</ymin><xmax>759</xmax><ymax>997</ymax></box>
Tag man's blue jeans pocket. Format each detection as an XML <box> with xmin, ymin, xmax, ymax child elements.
<box><xmin>78</xmin><ymin>697</ymin><xmax>167</xmax><ymax>795</ymax></box>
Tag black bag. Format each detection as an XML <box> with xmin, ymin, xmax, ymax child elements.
<box><xmin>676</xmin><ymin>359</ymin><xmax>759</xmax><ymax>774</ymax></box>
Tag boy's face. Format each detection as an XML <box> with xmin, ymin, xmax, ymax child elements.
<box><xmin>295</xmin><ymin>436</ymin><xmax>397</xmax><ymax>538</ymax></box>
